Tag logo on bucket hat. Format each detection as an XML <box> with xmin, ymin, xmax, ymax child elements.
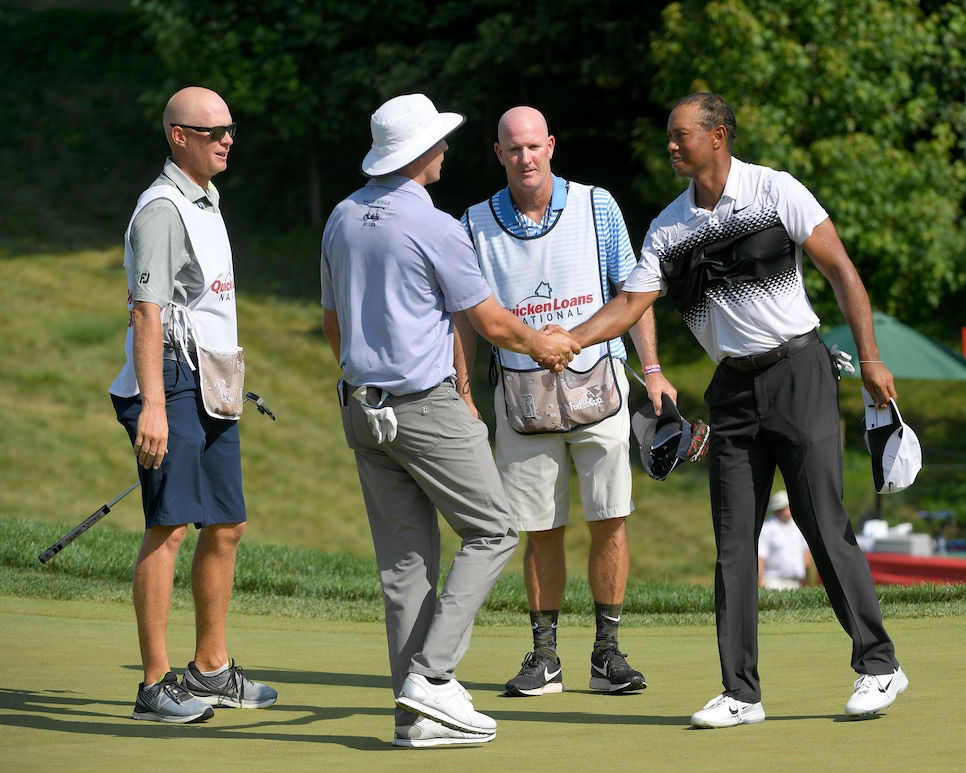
<box><xmin>861</xmin><ymin>386</ymin><xmax>922</xmax><ymax>494</ymax></box>
<box><xmin>361</xmin><ymin>94</ymin><xmax>465</xmax><ymax>177</ymax></box>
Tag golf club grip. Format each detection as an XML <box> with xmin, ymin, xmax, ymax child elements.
<box><xmin>37</xmin><ymin>505</ymin><xmax>111</xmax><ymax>564</ymax></box>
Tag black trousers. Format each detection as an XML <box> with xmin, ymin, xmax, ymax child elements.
<box><xmin>705</xmin><ymin>337</ymin><xmax>897</xmax><ymax>702</ymax></box>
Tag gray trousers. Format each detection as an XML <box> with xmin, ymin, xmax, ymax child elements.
<box><xmin>340</xmin><ymin>379</ymin><xmax>518</xmax><ymax>723</ymax></box>
<box><xmin>705</xmin><ymin>338</ymin><xmax>896</xmax><ymax>703</ymax></box>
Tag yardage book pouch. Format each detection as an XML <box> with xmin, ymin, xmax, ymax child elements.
<box><xmin>495</xmin><ymin>348</ymin><xmax>621</xmax><ymax>434</ymax></box>
<box><xmin>167</xmin><ymin>303</ymin><xmax>245</xmax><ymax>421</ymax></box>
<box><xmin>196</xmin><ymin>345</ymin><xmax>245</xmax><ymax>421</ymax></box>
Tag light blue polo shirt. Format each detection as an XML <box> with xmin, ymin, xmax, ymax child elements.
<box><xmin>321</xmin><ymin>175</ymin><xmax>492</xmax><ymax>395</ymax></box>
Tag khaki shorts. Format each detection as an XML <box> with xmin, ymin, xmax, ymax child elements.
<box><xmin>494</xmin><ymin>364</ymin><xmax>633</xmax><ymax>532</ymax></box>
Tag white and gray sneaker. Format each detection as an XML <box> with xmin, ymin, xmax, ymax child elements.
<box><xmin>396</xmin><ymin>673</ymin><xmax>496</xmax><ymax>735</ymax></box>
<box><xmin>182</xmin><ymin>659</ymin><xmax>278</xmax><ymax>709</ymax></box>
<box><xmin>132</xmin><ymin>671</ymin><xmax>214</xmax><ymax>723</ymax></box>
<box><xmin>393</xmin><ymin>716</ymin><xmax>496</xmax><ymax>748</ymax></box>
<box><xmin>845</xmin><ymin>666</ymin><xmax>908</xmax><ymax>717</ymax></box>
<box><xmin>690</xmin><ymin>693</ymin><xmax>766</xmax><ymax>728</ymax></box>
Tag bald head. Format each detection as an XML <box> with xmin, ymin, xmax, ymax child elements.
<box><xmin>494</xmin><ymin>106</ymin><xmax>555</xmax><ymax>209</ymax></box>
<box><xmin>162</xmin><ymin>86</ymin><xmax>234</xmax><ymax>188</ymax></box>
<box><xmin>162</xmin><ymin>86</ymin><xmax>231</xmax><ymax>151</ymax></box>
<box><xmin>497</xmin><ymin>106</ymin><xmax>549</xmax><ymax>146</ymax></box>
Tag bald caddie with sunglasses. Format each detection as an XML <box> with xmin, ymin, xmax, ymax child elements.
<box><xmin>109</xmin><ymin>86</ymin><xmax>277</xmax><ymax>723</ymax></box>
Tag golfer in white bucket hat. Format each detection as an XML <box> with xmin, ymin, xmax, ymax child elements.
<box><xmin>322</xmin><ymin>93</ymin><xmax>579</xmax><ymax>747</ymax></box>
<box><xmin>361</xmin><ymin>93</ymin><xmax>465</xmax><ymax>177</ymax></box>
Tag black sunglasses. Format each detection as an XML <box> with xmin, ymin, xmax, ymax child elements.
<box><xmin>169</xmin><ymin>122</ymin><xmax>237</xmax><ymax>141</ymax></box>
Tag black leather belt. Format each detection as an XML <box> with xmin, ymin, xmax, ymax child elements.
<box><xmin>720</xmin><ymin>329</ymin><xmax>820</xmax><ymax>373</ymax></box>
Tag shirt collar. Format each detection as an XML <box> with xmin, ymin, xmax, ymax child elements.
<box><xmin>162</xmin><ymin>157</ymin><xmax>219</xmax><ymax>209</ymax></box>
<box><xmin>367</xmin><ymin>174</ymin><xmax>433</xmax><ymax>205</ymax></box>
<box><xmin>685</xmin><ymin>156</ymin><xmax>746</xmax><ymax>217</ymax></box>
<box><xmin>720</xmin><ymin>156</ymin><xmax>746</xmax><ymax>208</ymax></box>
<box><xmin>496</xmin><ymin>174</ymin><xmax>568</xmax><ymax>227</ymax></box>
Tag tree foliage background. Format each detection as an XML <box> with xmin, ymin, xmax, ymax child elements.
<box><xmin>2</xmin><ymin>0</ymin><xmax>965</xmax><ymax>344</ymax></box>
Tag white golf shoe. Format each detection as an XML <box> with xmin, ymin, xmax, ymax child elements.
<box><xmin>845</xmin><ymin>666</ymin><xmax>908</xmax><ymax>716</ymax></box>
<box><xmin>393</xmin><ymin>716</ymin><xmax>495</xmax><ymax>747</ymax></box>
<box><xmin>396</xmin><ymin>673</ymin><xmax>496</xmax><ymax>735</ymax></box>
<box><xmin>690</xmin><ymin>693</ymin><xmax>766</xmax><ymax>728</ymax></box>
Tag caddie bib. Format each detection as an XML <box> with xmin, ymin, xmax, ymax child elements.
<box><xmin>110</xmin><ymin>186</ymin><xmax>238</xmax><ymax>398</ymax></box>
<box><xmin>465</xmin><ymin>182</ymin><xmax>607</xmax><ymax>371</ymax></box>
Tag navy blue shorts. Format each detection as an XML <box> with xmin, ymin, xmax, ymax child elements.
<box><xmin>112</xmin><ymin>358</ymin><xmax>246</xmax><ymax>529</ymax></box>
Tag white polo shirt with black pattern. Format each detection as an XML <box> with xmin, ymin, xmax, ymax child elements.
<box><xmin>623</xmin><ymin>157</ymin><xmax>829</xmax><ymax>363</ymax></box>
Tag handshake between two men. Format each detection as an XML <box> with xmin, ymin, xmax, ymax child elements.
<box><xmin>533</xmin><ymin>323</ymin><xmax>581</xmax><ymax>372</ymax></box>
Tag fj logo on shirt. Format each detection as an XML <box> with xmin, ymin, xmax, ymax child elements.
<box><xmin>138</xmin><ymin>272</ymin><xmax>150</xmax><ymax>284</ymax></box>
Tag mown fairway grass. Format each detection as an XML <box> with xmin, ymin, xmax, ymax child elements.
<box><xmin>1</xmin><ymin>593</ymin><xmax>964</xmax><ymax>773</ymax></box>
<box><xmin>2</xmin><ymin>520</ymin><xmax>965</xmax><ymax>773</ymax></box>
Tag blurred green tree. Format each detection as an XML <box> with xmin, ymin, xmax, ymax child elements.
<box><xmin>637</xmin><ymin>0</ymin><xmax>966</xmax><ymax>338</ymax></box>
<box><xmin>130</xmin><ymin>0</ymin><xmax>665</xmax><ymax>229</ymax></box>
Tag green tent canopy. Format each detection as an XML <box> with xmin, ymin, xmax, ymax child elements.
<box><xmin>820</xmin><ymin>311</ymin><xmax>966</xmax><ymax>380</ymax></box>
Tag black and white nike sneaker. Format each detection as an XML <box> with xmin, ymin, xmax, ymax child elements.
<box><xmin>504</xmin><ymin>651</ymin><xmax>565</xmax><ymax>696</ymax></box>
<box><xmin>589</xmin><ymin>644</ymin><xmax>647</xmax><ymax>692</ymax></box>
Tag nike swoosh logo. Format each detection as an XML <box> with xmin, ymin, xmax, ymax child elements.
<box><xmin>602</xmin><ymin>615</ymin><xmax>621</xmax><ymax>624</ymax></box>
<box><xmin>544</xmin><ymin>667</ymin><xmax>561</xmax><ymax>680</ymax></box>
<box><xmin>591</xmin><ymin>663</ymin><xmax>609</xmax><ymax>677</ymax></box>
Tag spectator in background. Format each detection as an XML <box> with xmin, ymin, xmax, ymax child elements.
<box><xmin>758</xmin><ymin>490</ymin><xmax>812</xmax><ymax>589</ymax></box>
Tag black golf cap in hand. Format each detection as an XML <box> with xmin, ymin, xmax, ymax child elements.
<box><xmin>631</xmin><ymin>394</ymin><xmax>694</xmax><ymax>481</ymax></box>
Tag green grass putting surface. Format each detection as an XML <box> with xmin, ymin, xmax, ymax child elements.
<box><xmin>1</xmin><ymin>596</ymin><xmax>961</xmax><ymax>772</ymax></box>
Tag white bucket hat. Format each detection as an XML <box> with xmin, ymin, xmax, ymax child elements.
<box><xmin>361</xmin><ymin>94</ymin><xmax>465</xmax><ymax>177</ymax></box>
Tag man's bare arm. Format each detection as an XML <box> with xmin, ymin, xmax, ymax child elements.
<box><xmin>131</xmin><ymin>300</ymin><xmax>167</xmax><ymax>470</ymax></box>
<box><xmin>453</xmin><ymin>311</ymin><xmax>481</xmax><ymax>418</ymax></box>
<box><xmin>464</xmin><ymin>294</ymin><xmax>579</xmax><ymax>371</ymax></box>
<box><xmin>627</xmin><ymin>303</ymin><xmax>676</xmax><ymax>413</ymax></box>
<box><xmin>569</xmin><ymin>289</ymin><xmax>659</xmax><ymax>350</ymax></box>
<box><xmin>803</xmin><ymin>218</ymin><xmax>895</xmax><ymax>407</ymax></box>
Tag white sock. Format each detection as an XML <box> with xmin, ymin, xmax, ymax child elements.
<box><xmin>199</xmin><ymin>661</ymin><xmax>230</xmax><ymax>677</ymax></box>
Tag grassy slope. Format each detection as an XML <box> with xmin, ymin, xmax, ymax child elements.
<box><xmin>1</xmin><ymin>248</ymin><xmax>962</xmax><ymax>589</ymax></box>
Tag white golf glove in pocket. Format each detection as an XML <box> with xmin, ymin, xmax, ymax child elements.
<box><xmin>352</xmin><ymin>386</ymin><xmax>398</xmax><ymax>443</ymax></box>
<box><xmin>828</xmin><ymin>344</ymin><xmax>855</xmax><ymax>374</ymax></box>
